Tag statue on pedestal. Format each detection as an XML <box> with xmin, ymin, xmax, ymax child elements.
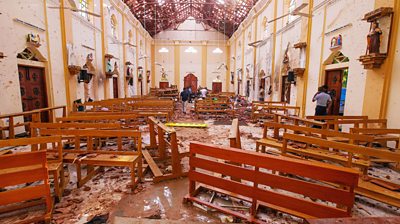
<box><xmin>160</xmin><ymin>68</ymin><xmax>168</xmax><ymax>81</ymax></box>
<box><xmin>367</xmin><ymin>21</ymin><xmax>382</xmax><ymax>54</ymax></box>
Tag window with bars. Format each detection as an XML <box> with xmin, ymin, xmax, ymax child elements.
<box><xmin>79</xmin><ymin>0</ymin><xmax>89</xmax><ymax>21</ymax></box>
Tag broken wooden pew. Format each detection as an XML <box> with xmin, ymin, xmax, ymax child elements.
<box><xmin>0</xmin><ymin>136</ymin><xmax>65</xmax><ymax>201</ymax></box>
<box><xmin>194</xmin><ymin>100</ymin><xmax>235</xmax><ymax>118</ymax></box>
<box><xmin>283</xmin><ymin>133</ymin><xmax>400</xmax><ymax>208</ymax></box>
<box><xmin>306</xmin><ymin>216</ymin><xmax>400</xmax><ymax>224</ymax></box>
<box><xmin>144</xmin><ymin>116</ymin><xmax>188</xmax><ymax>182</ymax></box>
<box><xmin>0</xmin><ymin>105</ymin><xmax>66</xmax><ymax>139</ymax></box>
<box><xmin>228</xmin><ymin>118</ymin><xmax>242</xmax><ymax>149</ymax></box>
<box><xmin>0</xmin><ymin>150</ymin><xmax>53</xmax><ymax>224</ymax></box>
<box><xmin>256</xmin><ymin>122</ymin><xmax>375</xmax><ymax>172</ymax></box>
<box><xmin>65</xmin><ymin>111</ymin><xmax>170</xmax><ymax>123</ymax></box>
<box><xmin>35</xmin><ymin>128</ymin><xmax>143</xmax><ymax>190</ymax></box>
<box><xmin>251</xmin><ymin>104</ymin><xmax>300</xmax><ymax>122</ymax></box>
<box><xmin>30</xmin><ymin>122</ymin><xmax>123</xmax><ymax>150</ymax></box>
<box><xmin>185</xmin><ymin>142</ymin><xmax>359</xmax><ymax>221</ymax></box>
<box><xmin>325</xmin><ymin>119</ymin><xmax>387</xmax><ymax>131</ymax></box>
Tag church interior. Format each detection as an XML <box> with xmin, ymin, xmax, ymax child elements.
<box><xmin>1</xmin><ymin>0</ymin><xmax>400</xmax><ymax>223</ymax></box>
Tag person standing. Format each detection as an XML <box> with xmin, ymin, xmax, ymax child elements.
<box><xmin>259</xmin><ymin>86</ymin><xmax>264</xmax><ymax>101</ymax></box>
<box><xmin>180</xmin><ymin>87</ymin><xmax>189</xmax><ymax>114</ymax></box>
<box><xmin>200</xmin><ymin>87</ymin><xmax>208</xmax><ymax>98</ymax></box>
<box><xmin>312</xmin><ymin>85</ymin><xmax>331</xmax><ymax>116</ymax></box>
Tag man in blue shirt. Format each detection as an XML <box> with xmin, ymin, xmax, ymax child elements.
<box><xmin>180</xmin><ymin>88</ymin><xmax>190</xmax><ymax>114</ymax></box>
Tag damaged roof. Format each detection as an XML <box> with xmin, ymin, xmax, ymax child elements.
<box><xmin>123</xmin><ymin>0</ymin><xmax>258</xmax><ymax>36</ymax></box>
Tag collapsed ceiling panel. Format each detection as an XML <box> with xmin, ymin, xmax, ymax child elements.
<box><xmin>124</xmin><ymin>0</ymin><xmax>258</xmax><ymax>36</ymax></box>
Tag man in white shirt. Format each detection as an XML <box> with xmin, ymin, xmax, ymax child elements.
<box><xmin>312</xmin><ymin>85</ymin><xmax>332</xmax><ymax>116</ymax></box>
<box><xmin>200</xmin><ymin>88</ymin><xmax>208</xmax><ymax>98</ymax></box>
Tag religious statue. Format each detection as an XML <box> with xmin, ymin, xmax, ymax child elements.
<box><xmin>106</xmin><ymin>58</ymin><xmax>112</xmax><ymax>73</ymax></box>
<box><xmin>367</xmin><ymin>21</ymin><xmax>382</xmax><ymax>54</ymax></box>
<box><xmin>112</xmin><ymin>62</ymin><xmax>119</xmax><ymax>77</ymax></box>
<box><xmin>27</xmin><ymin>33</ymin><xmax>41</xmax><ymax>47</ymax></box>
<box><xmin>160</xmin><ymin>68</ymin><xmax>168</xmax><ymax>81</ymax></box>
<box><xmin>85</xmin><ymin>53</ymin><xmax>96</xmax><ymax>75</ymax></box>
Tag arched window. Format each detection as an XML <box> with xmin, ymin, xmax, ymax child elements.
<box><xmin>111</xmin><ymin>15</ymin><xmax>118</xmax><ymax>39</ymax></box>
<box><xmin>288</xmin><ymin>0</ymin><xmax>296</xmax><ymax>23</ymax></box>
<box><xmin>79</xmin><ymin>0</ymin><xmax>90</xmax><ymax>21</ymax></box>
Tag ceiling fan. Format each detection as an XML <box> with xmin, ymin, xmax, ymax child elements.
<box><xmin>268</xmin><ymin>3</ymin><xmax>309</xmax><ymax>23</ymax></box>
<box><xmin>139</xmin><ymin>55</ymin><xmax>149</xmax><ymax>60</ymax></box>
<box><xmin>48</xmin><ymin>0</ymin><xmax>101</xmax><ymax>18</ymax></box>
<box><xmin>155</xmin><ymin>63</ymin><xmax>172</xmax><ymax>73</ymax></box>
<box><xmin>110</xmin><ymin>40</ymin><xmax>137</xmax><ymax>48</ymax></box>
<box><xmin>217</xmin><ymin>63</ymin><xmax>228</xmax><ymax>71</ymax></box>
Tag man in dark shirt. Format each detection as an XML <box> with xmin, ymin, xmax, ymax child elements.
<box><xmin>180</xmin><ymin>88</ymin><xmax>189</xmax><ymax>114</ymax></box>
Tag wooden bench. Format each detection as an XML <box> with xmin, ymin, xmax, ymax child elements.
<box><xmin>195</xmin><ymin>100</ymin><xmax>234</xmax><ymax>118</ymax></box>
<box><xmin>34</xmin><ymin>129</ymin><xmax>143</xmax><ymax>190</ymax></box>
<box><xmin>144</xmin><ymin>116</ymin><xmax>187</xmax><ymax>182</ymax></box>
<box><xmin>0</xmin><ymin>150</ymin><xmax>53</xmax><ymax>224</ymax></box>
<box><xmin>31</xmin><ymin>122</ymin><xmax>123</xmax><ymax>150</ymax></box>
<box><xmin>185</xmin><ymin>142</ymin><xmax>359</xmax><ymax>221</ymax></box>
<box><xmin>67</xmin><ymin>111</ymin><xmax>169</xmax><ymax>122</ymax></box>
<box><xmin>0</xmin><ymin>136</ymin><xmax>65</xmax><ymax>201</ymax></box>
<box><xmin>306</xmin><ymin>216</ymin><xmax>400</xmax><ymax>224</ymax></box>
<box><xmin>350</xmin><ymin>128</ymin><xmax>400</xmax><ymax>166</ymax></box>
<box><xmin>325</xmin><ymin>119</ymin><xmax>387</xmax><ymax>131</ymax></box>
<box><xmin>256</xmin><ymin>122</ymin><xmax>375</xmax><ymax>172</ymax></box>
<box><xmin>228</xmin><ymin>118</ymin><xmax>241</xmax><ymax>149</ymax></box>
<box><xmin>56</xmin><ymin>114</ymin><xmax>142</xmax><ymax>129</ymax></box>
<box><xmin>0</xmin><ymin>106</ymin><xmax>66</xmax><ymax>139</ymax></box>
<box><xmin>251</xmin><ymin>104</ymin><xmax>300</xmax><ymax>122</ymax></box>
<box><xmin>283</xmin><ymin>133</ymin><xmax>400</xmax><ymax>208</ymax></box>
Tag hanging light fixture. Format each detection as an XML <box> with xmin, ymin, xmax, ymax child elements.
<box><xmin>158</xmin><ymin>47</ymin><xmax>169</xmax><ymax>53</ymax></box>
<box><xmin>184</xmin><ymin>46</ymin><xmax>198</xmax><ymax>53</ymax></box>
<box><xmin>213</xmin><ymin>9</ymin><xmax>223</xmax><ymax>54</ymax></box>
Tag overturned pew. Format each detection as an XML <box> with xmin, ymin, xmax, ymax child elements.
<box><xmin>184</xmin><ymin>142</ymin><xmax>359</xmax><ymax>221</ymax></box>
<box><xmin>143</xmin><ymin>116</ymin><xmax>188</xmax><ymax>182</ymax></box>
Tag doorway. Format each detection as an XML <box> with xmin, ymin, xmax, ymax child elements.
<box><xmin>325</xmin><ymin>68</ymin><xmax>348</xmax><ymax>115</ymax></box>
<box><xmin>18</xmin><ymin>65</ymin><xmax>48</xmax><ymax>122</ymax></box>
<box><xmin>281</xmin><ymin>75</ymin><xmax>291</xmax><ymax>104</ymax></box>
<box><xmin>113</xmin><ymin>77</ymin><xmax>119</xmax><ymax>98</ymax></box>
<box><xmin>184</xmin><ymin>73</ymin><xmax>198</xmax><ymax>92</ymax></box>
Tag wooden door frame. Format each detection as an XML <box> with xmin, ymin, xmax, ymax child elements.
<box><xmin>112</xmin><ymin>77</ymin><xmax>119</xmax><ymax>98</ymax></box>
<box><xmin>324</xmin><ymin>68</ymin><xmax>348</xmax><ymax>115</ymax></box>
<box><xmin>17</xmin><ymin>59</ymin><xmax>53</xmax><ymax>108</ymax></box>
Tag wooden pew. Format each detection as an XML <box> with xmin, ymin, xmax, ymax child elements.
<box><xmin>30</xmin><ymin>122</ymin><xmax>122</xmax><ymax>150</ymax></box>
<box><xmin>306</xmin><ymin>216</ymin><xmax>400</xmax><ymax>224</ymax></box>
<box><xmin>144</xmin><ymin>116</ymin><xmax>187</xmax><ymax>182</ymax></box>
<box><xmin>283</xmin><ymin>133</ymin><xmax>400</xmax><ymax>208</ymax></box>
<box><xmin>34</xmin><ymin>129</ymin><xmax>143</xmax><ymax>190</ymax></box>
<box><xmin>67</xmin><ymin>111</ymin><xmax>169</xmax><ymax>122</ymax></box>
<box><xmin>306</xmin><ymin>115</ymin><xmax>368</xmax><ymax>120</ymax></box>
<box><xmin>228</xmin><ymin>118</ymin><xmax>241</xmax><ymax>149</ymax></box>
<box><xmin>185</xmin><ymin>142</ymin><xmax>359</xmax><ymax>221</ymax></box>
<box><xmin>326</xmin><ymin>119</ymin><xmax>387</xmax><ymax>131</ymax></box>
<box><xmin>0</xmin><ymin>150</ymin><xmax>53</xmax><ymax>224</ymax></box>
<box><xmin>56</xmin><ymin>114</ymin><xmax>141</xmax><ymax>129</ymax></box>
<box><xmin>0</xmin><ymin>136</ymin><xmax>64</xmax><ymax>201</ymax></box>
<box><xmin>0</xmin><ymin>106</ymin><xmax>66</xmax><ymax>139</ymax></box>
<box><xmin>256</xmin><ymin>122</ymin><xmax>374</xmax><ymax>172</ymax></box>
<box><xmin>194</xmin><ymin>100</ymin><xmax>234</xmax><ymax>118</ymax></box>
<box><xmin>350</xmin><ymin>128</ymin><xmax>400</xmax><ymax>166</ymax></box>
<box><xmin>350</xmin><ymin>128</ymin><xmax>400</xmax><ymax>148</ymax></box>
<box><xmin>251</xmin><ymin>104</ymin><xmax>300</xmax><ymax>122</ymax></box>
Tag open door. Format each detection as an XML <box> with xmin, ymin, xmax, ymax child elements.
<box><xmin>184</xmin><ymin>73</ymin><xmax>198</xmax><ymax>92</ymax></box>
<box><xmin>325</xmin><ymin>69</ymin><xmax>348</xmax><ymax>115</ymax></box>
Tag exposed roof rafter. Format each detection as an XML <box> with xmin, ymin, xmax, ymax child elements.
<box><xmin>123</xmin><ymin>0</ymin><xmax>258</xmax><ymax>37</ymax></box>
